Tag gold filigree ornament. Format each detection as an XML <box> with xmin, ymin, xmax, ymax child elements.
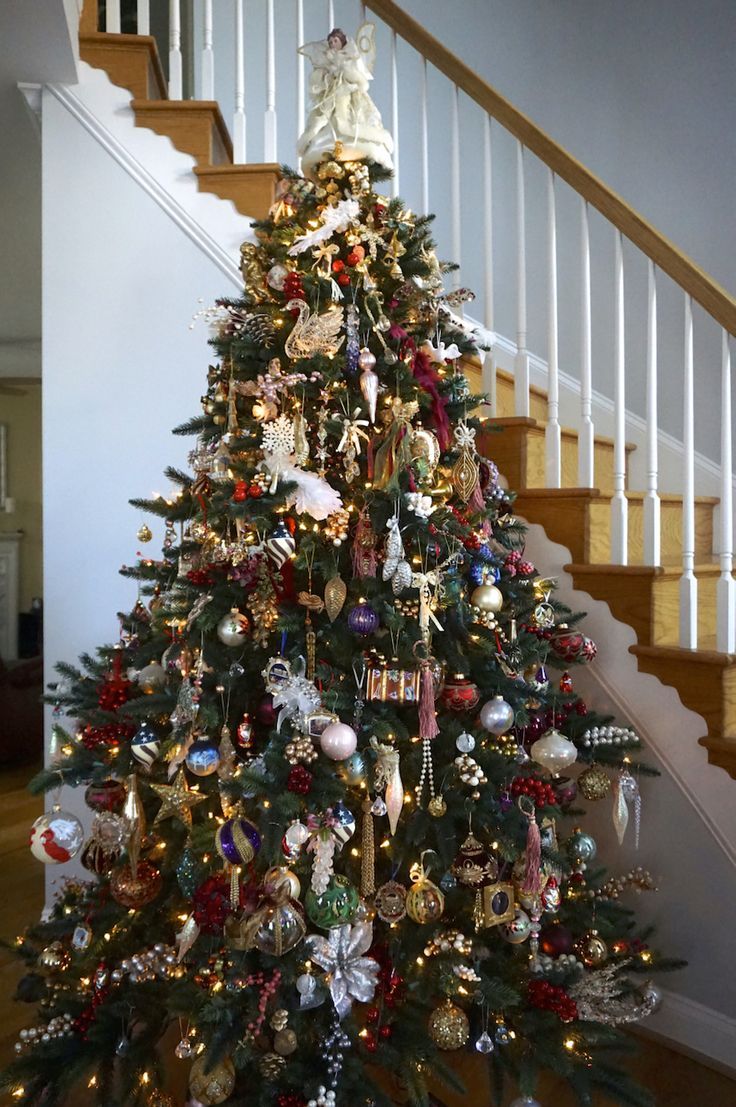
<box><xmin>284</xmin><ymin>300</ymin><xmax>344</xmax><ymax>360</ymax></box>
<box><xmin>451</xmin><ymin>420</ymin><xmax>480</xmax><ymax>503</ymax></box>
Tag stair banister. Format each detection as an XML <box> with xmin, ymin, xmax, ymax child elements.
<box><xmin>680</xmin><ymin>296</ymin><xmax>697</xmax><ymax>647</ymax></box>
<box><xmin>297</xmin><ymin>0</ymin><xmax>305</xmax><ymax>136</ymax></box>
<box><xmin>168</xmin><ymin>0</ymin><xmax>182</xmax><ymax>100</ymax></box>
<box><xmin>481</xmin><ymin>113</ymin><xmax>496</xmax><ymax>415</ymax></box>
<box><xmin>717</xmin><ymin>332</ymin><xmax>735</xmax><ymax>652</ymax></box>
<box><xmin>578</xmin><ymin>199</ymin><xmax>594</xmax><ymax>488</ymax></box>
<box><xmin>611</xmin><ymin>231</ymin><xmax>628</xmax><ymax>565</ymax></box>
<box><xmin>644</xmin><ymin>261</ymin><xmax>661</xmax><ymax>567</ymax></box>
<box><xmin>545</xmin><ymin>169</ymin><xmax>561</xmax><ymax>487</ymax></box>
<box><xmin>390</xmin><ymin>30</ymin><xmax>400</xmax><ymax>198</ymax></box>
<box><xmin>364</xmin><ymin>0</ymin><xmax>736</xmax><ymax>335</ymax></box>
<box><xmin>233</xmin><ymin>0</ymin><xmax>246</xmax><ymax>163</ymax></box>
<box><xmin>200</xmin><ymin>0</ymin><xmax>214</xmax><ymax>101</ymax></box>
<box><xmin>514</xmin><ymin>141</ymin><xmax>530</xmax><ymax>417</ymax></box>
<box><xmin>264</xmin><ymin>0</ymin><xmax>277</xmax><ymax>162</ymax></box>
<box><xmin>106</xmin><ymin>0</ymin><xmax>121</xmax><ymax>34</ymax></box>
<box><xmin>137</xmin><ymin>1</ymin><xmax>149</xmax><ymax>38</ymax></box>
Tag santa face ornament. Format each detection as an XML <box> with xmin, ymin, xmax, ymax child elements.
<box><xmin>30</xmin><ymin>805</ymin><xmax>84</xmax><ymax>865</ymax></box>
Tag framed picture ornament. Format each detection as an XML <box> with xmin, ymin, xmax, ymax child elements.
<box><xmin>482</xmin><ymin>882</ymin><xmax>516</xmax><ymax>927</ymax></box>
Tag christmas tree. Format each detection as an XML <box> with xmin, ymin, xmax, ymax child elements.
<box><xmin>2</xmin><ymin>24</ymin><xmax>676</xmax><ymax>1107</ymax></box>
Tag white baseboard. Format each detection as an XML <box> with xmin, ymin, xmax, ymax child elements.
<box><xmin>643</xmin><ymin>987</ymin><xmax>736</xmax><ymax>1076</ymax></box>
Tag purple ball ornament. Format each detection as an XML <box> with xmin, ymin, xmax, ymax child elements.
<box><xmin>347</xmin><ymin>602</ymin><xmax>379</xmax><ymax>637</ymax></box>
<box><xmin>320</xmin><ymin>721</ymin><xmax>358</xmax><ymax>761</ymax></box>
<box><xmin>215</xmin><ymin>816</ymin><xmax>262</xmax><ymax>867</ymax></box>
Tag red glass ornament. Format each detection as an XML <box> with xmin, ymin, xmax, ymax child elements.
<box><xmin>248</xmin><ymin>483</ymin><xmax>263</xmax><ymax>498</ymax></box>
<box><xmin>440</xmin><ymin>675</ymin><xmax>480</xmax><ymax>712</ymax></box>
<box><xmin>379</xmin><ymin>1025</ymin><xmax>393</xmax><ymax>1040</ymax></box>
<box><xmin>81</xmin><ymin>721</ymin><xmax>134</xmax><ymax>750</ymax></box>
<box><xmin>109</xmin><ymin>861</ymin><xmax>162</xmax><ymax>909</ymax></box>
<box><xmin>331</xmin><ymin>259</ymin><xmax>345</xmax><ymax>273</ymax></box>
<box><xmin>233</xmin><ymin>480</ymin><xmax>248</xmax><ymax>502</ymax></box>
<box><xmin>84</xmin><ymin>779</ymin><xmax>126</xmax><ymax>812</ymax></box>
<box><xmin>365</xmin><ymin>1006</ymin><xmax>379</xmax><ymax>1025</ymax></box>
<box><xmin>287</xmin><ymin>765</ymin><xmax>312</xmax><ymax>794</ymax></box>
<box><xmin>337</xmin><ymin>273</ymin><xmax>351</xmax><ymax>287</ymax></box>
<box><xmin>559</xmin><ymin>671</ymin><xmax>573</xmax><ymax>694</ymax></box>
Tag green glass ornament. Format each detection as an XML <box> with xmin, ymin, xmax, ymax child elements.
<box><xmin>304</xmin><ymin>874</ymin><xmax>360</xmax><ymax>929</ymax></box>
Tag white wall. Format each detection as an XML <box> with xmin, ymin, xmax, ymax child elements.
<box><xmin>41</xmin><ymin>85</ymin><xmax>250</xmax><ymax>885</ymax></box>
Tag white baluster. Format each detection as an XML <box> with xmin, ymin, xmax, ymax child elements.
<box><xmin>611</xmin><ymin>231</ymin><xmax>628</xmax><ymax>563</ymax></box>
<box><xmin>643</xmin><ymin>261</ymin><xmax>661</xmax><ymax>565</ymax></box>
<box><xmin>137</xmin><ymin>1</ymin><xmax>150</xmax><ymax>35</ymax></box>
<box><xmin>296</xmin><ymin>0</ymin><xmax>305</xmax><ymax>136</ymax></box>
<box><xmin>168</xmin><ymin>0</ymin><xmax>182</xmax><ymax>100</ymax></box>
<box><xmin>578</xmin><ymin>200</ymin><xmax>594</xmax><ymax>487</ymax></box>
<box><xmin>450</xmin><ymin>84</ymin><xmax>461</xmax><ymax>290</ymax></box>
<box><xmin>717</xmin><ymin>331</ymin><xmax>735</xmax><ymax>652</ymax></box>
<box><xmin>106</xmin><ymin>0</ymin><xmax>121</xmax><ymax>33</ymax></box>
<box><xmin>514</xmin><ymin>140</ymin><xmax>530</xmax><ymax>417</ymax></box>
<box><xmin>327</xmin><ymin>0</ymin><xmax>335</xmax><ymax>26</ymax></box>
<box><xmin>545</xmin><ymin>169</ymin><xmax>561</xmax><ymax>487</ymax></box>
<box><xmin>233</xmin><ymin>0</ymin><xmax>246</xmax><ymax>163</ymax></box>
<box><xmin>420</xmin><ymin>57</ymin><xmax>429</xmax><ymax>214</ymax></box>
<box><xmin>390</xmin><ymin>30</ymin><xmax>400</xmax><ymax>196</ymax></box>
<box><xmin>201</xmin><ymin>0</ymin><xmax>214</xmax><ymax>100</ymax></box>
<box><xmin>481</xmin><ymin>113</ymin><xmax>495</xmax><ymax>414</ymax></box>
<box><xmin>680</xmin><ymin>295</ymin><xmax>697</xmax><ymax>647</ymax></box>
<box><xmin>264</xmin><ymin>0</ymin><xmax>278</xmax><ymax>161</ymax></box>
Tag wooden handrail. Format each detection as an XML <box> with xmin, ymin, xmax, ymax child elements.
<box><xmin>365</xmin><ymin>0</ymin><xmax>736</xmax><ymax>335</ymax></box>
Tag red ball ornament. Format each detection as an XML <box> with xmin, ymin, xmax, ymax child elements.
<box><xmin>331</xmin><ymin>259</ymin><xmax>345</xmax><ymax>273</ymax></box>
<box><xmin>365</xmin><ymin>1006</ymin><xmax>379</xmax><ymax>1025</ymax></box>
<box><xmin>248</xmin><ymin>483</ymin><xmax>263</xmax><ymax>498</ymax></box>
<box><xmin>84</xmin><ymin>779</ymin><xmax>126</xmax><ymax>813</ymax></box>
<box><xmin>337</xmin><ymin>272</ymin><xmax>351</xmax><ymax>287</ymax></box>
<box><xmin>539</xmin><ymin>923</ymin><xmax>575</xmax><ymax>958</ymax></box>
<box><xmin>110</xmin><ymin>861</ymin><xmax>162</xmax><ymax>909</ymax></box>
<box><xmin>379</xmin><ymin>1025</ymin><xmax>393</xmax><ymax>1040</ymax></box>
<box><xmin>233</xmin><ymin>480</ymin><xmax>249</xmax><ymax>502</ymax></box>
<box><xmin>440</xmin><ymin>675</ymin><xmax>480</xmax><ymax>712</ymax></box>
<box><xmin>559</xmin><ymin>672</ymin><xmax>574</xmax><ymax>694</ymax></box>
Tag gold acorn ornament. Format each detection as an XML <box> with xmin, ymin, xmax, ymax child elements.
<box><xmin>406</xmin><ymin>853</ymin><xmax>445</xmax><ymax>925</ymax></box>
<box><xmin>188</xmin><ymin>1054</ymin><xmax>236</xmax><ymax>1105</ymax></box>
<box><xmin>324</xmin><ymin>572</ymin><xmax>347</xmax><ymax>622</ymax></box>
<box><xmin>578</xmin><ymin>764</ymin><xmax>612</xmax><ymax>801</ymax></box>
<box><xmin>428</xmin><ymin>998</ymin><xmax>470</xmax><ymax>1050</ymax></box>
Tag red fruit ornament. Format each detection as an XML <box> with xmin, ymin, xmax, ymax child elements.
<box><xmin>233</xmin><ymin>480</ymin><xmax>248</xmax><ymax>502</ymax></box>
<box><xmin>331</xmin><ymin>259</ymin><xmax>345</xmax><ymax>273</ymax></box>
<box><xmin>337</xmin><ymin>272</ymin><xmax>351</xmax><ymax>287</ymax></box>
<box><xmin>510</xmin><ymin>775</ymin><xmax>557</xmax><ymax>808</ymax></box>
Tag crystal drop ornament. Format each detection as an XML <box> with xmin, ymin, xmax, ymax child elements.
<box><xmin>475</xmin><ymin>1030</ymin><xmax>494</xmax><ymax>1054</ymax></box>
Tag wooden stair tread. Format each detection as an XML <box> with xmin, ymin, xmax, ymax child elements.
<box><xmin>631</xmin><ymin>643</ymin><xmax>736</xmax><ymax>666</ymax></box>
<box><xmin>566</xmin><ymin>562</ymin><xmax>726</xmax><ymax>579</ymax></box>
<box><xmin>194</xmin><ymin>164</ymin><xmax>280</xmax><ymax>219</ymax></box>
<box><xmin>485</xmin><ymin>415</ymin><xmax>635</xmax><ymax>453</ymax></box>
<box><xmin>79</xmin><ymin>32</ymin><xmax>168</xmax><ymax>100</ymax></box>
<box><xmin>515</xmin><ymin>486</ymin><xmax>719</xmax><ymax>506</ymax></box>
<box><xmin>131</xmin><ymin>99</ymin><xmax>234</xmax><ymax>166</ymax></box>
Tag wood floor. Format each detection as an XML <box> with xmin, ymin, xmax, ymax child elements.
<box><xmin>0</xmin><ymin>766</ymin><xmax>734</xmax><ymax>1105</ymax></box>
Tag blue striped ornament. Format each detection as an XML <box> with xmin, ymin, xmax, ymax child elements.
<box><xmin>130</xmin><ymin>723</ymin><xmax>160</xmax><ymax>770</ymax></box>
<box><xmin>265</xmin><ymin>521</ymin><xmax>295</xmax><ymax>569</ymax></box>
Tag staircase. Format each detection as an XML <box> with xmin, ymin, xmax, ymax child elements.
<box><xmin>73</xmin><ymin>0</ymin><xmax>736</xmax><ymax>786</ymax></box>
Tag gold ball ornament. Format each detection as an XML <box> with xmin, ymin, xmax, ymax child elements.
<box><xmin>427</xmin><ymin>795</ymin><xmax>447</xmax><ymax>818</ymax></box>
<box><xmin>189</xmin><ymin>1054</ymin><xmax>236</xmax><ymax>1105</ymax></box>
<box><xmin>406</xmin><ymin>875</ymin><xmax>445</xmax><ymax>925</ymax></box>
<box><xmin>38</xmin><ymin>942</ymin><xmax>71</xmax><ymax>973</ymax></box>
<box><xmin>137</xmin><ymin>524</ymin><xmax>153</xmax><ymax>543</ymax></box>
<box><xmin>577</xmin><ymin>929</ymin><xmax>609</xmax><ymax>967</ymax></box>
<box><xmin>578</xmin><ymin>764</ymin><xmax>612</xmax><ymax>801</ymax></box>
<box><xmin>428</xmin><ymin>999</ymin><xmax>470</xmax><ymax>1050</ymax></box>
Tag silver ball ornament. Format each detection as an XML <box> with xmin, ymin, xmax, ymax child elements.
<box><xmin>502</xmin><ymin>907</ymin><xmax>532</xmax><ymax>944</ymax></box>
<box><xmin>479</xmin><ymin>695</ymin><xmax>514</xmax><ymax>735</ymax></box>
<box><xmin>357</xmin><ymin>347</ymin><xmax>377</xmax><ymax>371</ymax></box>
<box><xmin>216</xmin><ymin>608</ymin><xmax>251</xmax><ymax>647</ymax></box>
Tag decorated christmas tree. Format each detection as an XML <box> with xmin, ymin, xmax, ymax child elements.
<box><xmin>2</xmin><ymin>24</ymin><xmax>677</xmax><ymax>1107</ymax></box>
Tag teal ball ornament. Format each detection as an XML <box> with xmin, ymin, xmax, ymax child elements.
<box><xmin>305</xmin><ymin>874</ymin><xmax>360</xmax><ymax>929</ymax></box>
<box><xmin>337</xmin><ymin>750</ymin><xmax>367</xmax><ymax>787</ymax></box>
<box><xmin>185</xmin><ymin>738</ymin><xmax>221</xmax><ymax>777</ymax></box>
<box><xmin>567</xmin><ymin>829</ymin><xmax>597</xmax><ymax>864</ymax></box>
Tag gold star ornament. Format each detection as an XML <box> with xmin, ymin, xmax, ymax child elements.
<box><xmin>150</xmin><ymin>769</ymin><xmax>207</xmax><ymax>828</ymax></box>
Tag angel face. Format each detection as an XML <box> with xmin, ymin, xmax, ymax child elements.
<box><xmin>327</xmin><ymin>29</ymin><xmax>347</xmax><ymax>50</ymax></box>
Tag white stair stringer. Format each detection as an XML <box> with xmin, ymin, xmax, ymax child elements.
<box><xmin>522</xmin><ymin>519</ymin><xmax>736</xmax><ymax>1071</ymax></box>
<box><xmin>46</xmin><ymin>61</ymin><xmax>255</xmax><ymax>289</ymax></box>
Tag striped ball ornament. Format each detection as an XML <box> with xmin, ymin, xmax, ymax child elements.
<box><xmin>215</xmin><ymin>816</ymin><xmax>262</xmax><ymax>867</ymax></box>
<box><xmin>130</xmin><ymin>723</ymin><xmax>160</xmax><ymax>770</ymax></box>
<box><xmin>265</xmin><ymin>521</ymin><xmax>295</xmax><ymax>569</ymax></box>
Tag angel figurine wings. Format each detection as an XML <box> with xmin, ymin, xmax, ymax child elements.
<box><xmin>297</xmin><ymin>24</ymin><xmax>394</xmax><ymax>177</ymax></box>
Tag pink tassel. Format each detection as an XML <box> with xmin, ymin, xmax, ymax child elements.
<box><xmin>521</xmin><ymin>811</ymin><xmax>542</xmax><ymax>896</ymax></box>
<box><xmin>419</xmin><ymin>664</ymin><xmax>439</xmax><ymax>740</ymax></box>
<box><xmin>408</xmin><ymin>468</ymin><xmax>417</xmax><ymax>493</ymax></box>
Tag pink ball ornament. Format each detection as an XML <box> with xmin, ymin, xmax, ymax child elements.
<box><xmin>320</xmin><ymin>721</ymin><xmax>358</xmax><ymax>761</ymax></box>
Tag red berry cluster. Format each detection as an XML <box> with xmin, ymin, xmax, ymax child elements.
<box><xmin>232</xmin><ymin>479</ymin><xmax>264</xmax><ymax>503</ymax></box>
<box><xmin>81</xmin><ymin>721</ymin><xmax>135</xmax><ymax>750</ymax></box>
<box><xmin>283</xmin><ymin>271</ymin><xmax>305</xmax><ymax>301</ymax></box>
<box><xmin>277</xmin><ymin>1096</ymin><xmax>307</xmax><ymax>1107</ymax></box>
<box><xmin>97</xmin><ymin>675</ymin><xmax>131</xmax><ymax>711</ymax></box>
<box><xmin>186</xmin><ymin>568</ymin><xmax>216</xmax><ymax>586</ymax></box>
<box><xmin>287</xmin><ymin>765</ymin><xmax>312</xmax><ymax>794</ymax></box>
<box><xmin>511</xmin><ymin>775</ymin><xmax>557</xmax><ymax>808</ymax></box>
<box><xmin>362</xmin><ymin>1008</ymin><xmax>393</xmax><ymax>1052</ymax></box>
<box><xmin>527</xmin><ymin>980</ymin><xmax>578</xmax><ymax>1022</ymax></box>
